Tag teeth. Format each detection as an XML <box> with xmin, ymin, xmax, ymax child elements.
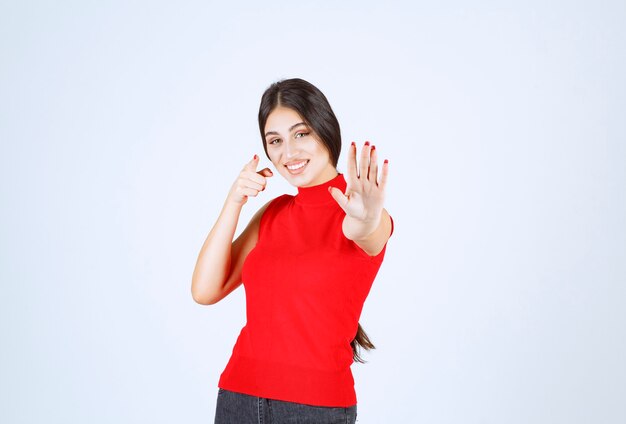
<box><xmin>286</xmin><ymin>160</ymin><xmax>307</xmax><ymax>170</ymax></box>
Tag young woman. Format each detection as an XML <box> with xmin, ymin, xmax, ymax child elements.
<box><xmin>191</xmin><ymin>78</ymin><xmax>393</xmax><ymax>424</ymax></box>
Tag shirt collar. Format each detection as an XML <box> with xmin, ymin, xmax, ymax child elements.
<box><xmin>294</xmin><ymin>173</ymin><xmax>346</xmax><ymax>206</ymax></box>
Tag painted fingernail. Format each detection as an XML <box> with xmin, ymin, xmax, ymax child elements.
<box><xmin>253</xmin><ymin>154</ymin><xmax>258</xmax><ymax>160</ymax></box>
<box><xmin>364</xmin><ymin>141</ymin><xmax>370</xmax><ymax>146</ymax></box>
<box><xmin>384</xmin><ymin>159</ymin><xmax>389</xmax><ymax>164</ymax></box>
<box><xmin>371</xmin><ymin>145</ymin><xmax>376</xmax><ymax>151</ymax></box>
<box><xmin>351</xmin><ymin>141</ymin><xmax>356</xmax><ymax>147</ymax></box>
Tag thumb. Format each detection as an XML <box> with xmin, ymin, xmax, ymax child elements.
<box><xmin>328</xmin><ymin>186</ymin><xmax>349</xmax><ymax>210</ymax></box>
<box><xmin>244</xmin><ymin>154</ymin><xmax>259</xmax><ymax>172</ymax></box>
<box><xmin>257</xmin><ymin>167</ymin><xmax>273</xmax><ymax>177</ymax></box>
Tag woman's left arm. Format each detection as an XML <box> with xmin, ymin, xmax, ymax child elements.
<box><xmin>329</xmin><ymin>142</ymin><xmax>392</xmax><ymax>257</ymax></box>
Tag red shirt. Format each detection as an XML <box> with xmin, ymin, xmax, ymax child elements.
<box><xmin>218</xmin><ymin>173</ymin><xmax>393</xmax><ymax>407</ymax></box>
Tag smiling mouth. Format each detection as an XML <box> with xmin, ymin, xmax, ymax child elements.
<box><xmin>285</xmin><ymin>160</ymin><xmax>309</xmax><ymax>174</ymax></box>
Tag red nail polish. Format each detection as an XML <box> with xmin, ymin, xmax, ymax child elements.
<box><xmin>371</xmin><ymin>145</ymin><xmax>376</xmax><ymax>151</ymax></box>
<box><xmin>384</xmin><ymin>159</ymin><xmax>389</xmax><ymax>164</ymax></box>
<box><xmin>351</xmin><ymin>141</ymin><xmax>356</xmax><ymax>147</ymax></box>
<box><xmin>253</xmin><ymin>154</ymin><xmax>258</xmax><ymax>160</ymax></box>
<box><xmin>364</xmin><ymin>141</ymin><xmax>370</xmax><ymax>146</ymax></box>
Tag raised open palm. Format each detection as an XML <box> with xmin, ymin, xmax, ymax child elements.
<box><xmin>329</xmin><ymin>141</ymin><xmax>388</xmax><ymax>223</ymax></box>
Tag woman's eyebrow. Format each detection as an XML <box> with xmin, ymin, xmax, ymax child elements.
<box><xmin>265</xmin><ymin>122</ymin><xmax>307</xmax><ymax>137</ymax></box>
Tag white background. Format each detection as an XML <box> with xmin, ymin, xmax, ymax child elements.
<box><xmin>1</xmin><ymin>1</ymin><xmax>625</xmax><ymax>423</ymax></box>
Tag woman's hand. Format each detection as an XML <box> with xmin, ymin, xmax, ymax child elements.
<box><xmin>227</xmin><ymin>154</ymin><xmax>274</xmax><ymax>206</ymax></box>
<box><xmin>329</xmin><ymin>142</ymin><xmax>389</xmax><ymax>241</ymax></box>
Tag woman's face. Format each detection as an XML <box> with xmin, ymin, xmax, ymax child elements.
<box><xmin>264</xmin><ymin>106</ymin><xmax>338</xmax><ymax>187</ymax></box>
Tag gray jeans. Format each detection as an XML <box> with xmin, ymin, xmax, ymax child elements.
<box><xmin>214</xmin><ymin>388</ymin><xmax>358</xmax><ymax>424</ymax></box>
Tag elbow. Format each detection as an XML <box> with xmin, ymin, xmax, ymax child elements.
<box><xmin>192</xmin><ymin>292</ymin><xmax>218</xmax><ymax>305</ymax></box>
<box><xmin>192</xmin><ymin>293</ymin><xmax>211</xmax><ymax>305</ymax></box>
<box><xmin>191</xmin><ymin>284</ymin><xmax>219</xmax><ymax>306</ymax></box>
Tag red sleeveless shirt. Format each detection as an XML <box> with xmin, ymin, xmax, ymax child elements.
<box><xmin>217</xmin><ymin>173</ymin><xmax>393</xmax><ymax>407</ymax></box>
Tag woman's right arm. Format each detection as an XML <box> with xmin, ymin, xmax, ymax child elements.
<box><xmin>191</xmin><ymin>155</ymin><xmax>273</xmax><ymax>305</ymax></box>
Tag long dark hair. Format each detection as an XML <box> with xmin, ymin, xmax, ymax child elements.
<box><xmin>352</xmin><ymin>323</ymin><xmax>376</xmax><ymax>363</ymax></box>
<box><xmin>258</xmin><ymin>77</ymin><xmax>376</xmax><ymax>363</ymax></box>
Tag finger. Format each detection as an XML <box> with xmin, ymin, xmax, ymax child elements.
<box><xmin>239</xmin><ymin>187</ymin><xmax>260</xmax><ymax>198</ymax></box>
<box><xmin>328</xmin><ymin>186</ymin><xmax>349</xmax><ymax>211</ymax></box>
<box><xmin>360</xmin><ymin>141</ymin><xmax>371</xmax><ymax>180</ymax></box>
<box><xmin>346</xmin><ymin>141</ymin><xmax>359</xmax><ymax>185</ymax></box>
<box><xmin>243</xmin><ymin>170</ymin><xmax>267</xmax><ymax>186</ymax></box>
<box><xmin>257</xmin><ymin>167</ymin><xmax>273</xmax><ymax>178</ymax></box>
<box><xmin>243</xmin><ymin>154</ymin><xmax>259</xmax><ymax>172</ymax></box>
<box><xmin>370</xmin><ymin>145</ymin><xmax>379</xmax><ymax>185</ymax></box>
<box><xmin>241</xmin><ymin>178</ymin><xmax>264</xmax><ymax>192</ymax></box>
<box><xmin>379</xmin><ymin>159</ymin><xmax>389</xmax><ymax>189</ymax></box>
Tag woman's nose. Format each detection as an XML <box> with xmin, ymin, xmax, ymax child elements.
<box><xmin>285</xmin><ymin>140</ymin><xmax>298</xmax><ymax>158</ymax></box>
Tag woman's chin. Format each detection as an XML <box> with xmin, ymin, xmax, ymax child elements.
<box><xmin>285</xmin><ymin>174</ymin><xmax>311</xmax><ymax>187</ymax></box>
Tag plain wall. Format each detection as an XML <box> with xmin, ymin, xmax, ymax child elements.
<box><xmin>1</xmin><ymin>1</ymin><xmax>624</xmax><ymax>423</ymax></box>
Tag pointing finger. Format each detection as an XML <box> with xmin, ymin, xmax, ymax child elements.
<box><xmin>257</xmin><ymin>167</ymin><xmax>273</xmax><ymax>178</ymax></box>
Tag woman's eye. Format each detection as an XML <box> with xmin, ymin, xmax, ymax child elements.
<box><xmin>295</xmin><ymin>132</ymin><xmax>309</xmax><ymax>138</ymax></box>
<box><xmin>269</xmin><ymin>139</ymin><xmax>281</xmax><ymax>145</ymax></box>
